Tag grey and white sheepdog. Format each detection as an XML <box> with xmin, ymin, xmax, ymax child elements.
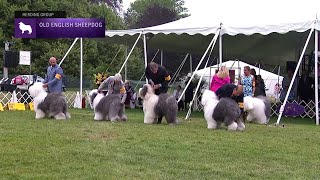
<box><xmin>28</xmin><ymin>82</ymin><xmax>71</xmax><ymax>120</ymax></box>
<box><xmin>201</xmin><ymin>90</ymin><xmax>245</xmax><ymax>131</ymax></box>
<box><xmin>243</xmin><ymin>96</ymin><xmax>271</xmax><ymax>124</ymax></box>
<box><xmin>139</xmin><ymin>84</ymin><xmax>178</xmax><ymax>125</ymax></box>
<box><xmin>89</xmin><ymin>89</ymin><xmax>127</xmax><ymax>122</ymax></box>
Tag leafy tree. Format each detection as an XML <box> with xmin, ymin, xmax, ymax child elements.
<box><xmin>135</xmin><ymin>4</ymin><xmax>177</xmax><ymax>28</ymax></box>
<box><xmin>124</xmin><ymin>0</ymin><xmax>188</xmax><ymax>28</ymax></box>
<box><xmin>90</xmin><ymin>0</ymin><xmax>123</xmax><ymax>13</ymax></box>
<box><xmin>0</xmin><ymin>0</ymin><xmax>145</xmax><ymax>88</ymax></box>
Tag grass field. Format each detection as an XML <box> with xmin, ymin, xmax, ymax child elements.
<box><xmin>1</xmin><ymin>108</ymin><xmax>320</xmax><ymax>179</ymax></box>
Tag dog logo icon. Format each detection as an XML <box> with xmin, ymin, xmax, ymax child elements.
<box><xmin>19</xmin><ymin>22</ymin><xmax>33</xmax><ymax>34</ymax></box>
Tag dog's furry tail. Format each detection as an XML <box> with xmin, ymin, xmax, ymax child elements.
<box><xmin>256</xmin><ymin>96</ymin><xmax>271</xmax><ymax>123</ymax></box>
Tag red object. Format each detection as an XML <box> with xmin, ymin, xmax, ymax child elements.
<box><xmin>82</xmin><ymin>97</ymin><xmax>86</xmax><ymax>108</ymax></box>
<box><xmin>12</xmin><ymin>76</ymin><xmax>25</xmax><ymax>85</ymax></box>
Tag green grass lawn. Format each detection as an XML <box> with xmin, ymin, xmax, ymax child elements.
<box><xmin>1</xmin><ymin>109</ymin><xmax>320</xmax><ymax>179</ymax></box>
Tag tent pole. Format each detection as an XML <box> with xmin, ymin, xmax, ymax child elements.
<box><xmin>106</xmin><ymin>46</ymin><xmax>122</xmax><ymax>73</ymax></box>
<box><xmin>207</xmin><ymin>40</ymin><xmax>216</xmax><ymax>89</ymax></box>
<box><xmin>143</xmin><ymin>33</ymin><xmax>148</xmax><ymax>83</ymax></box>
<box><xmin>185</xmin><ymin>58</ymin><xmax>210</xmax><ymax>120</ymax></box>
<box><xmin>118</xmin><ymin>32</ymin><xmax>142</xmax><ymax>74</ymax></box>
<box><xmin>264</xmin><ymin>65</ymin><xmax>278</xmax><ymax>82</ymax></box>
<box><xmin>169</xmin><ymin>54</ymin><xmax>189</xmax><ymax>85</ymax></box>
<box><xmin>259</xmin><ymin>63</ymin><xmax>261</xmax><ymax>75</ymax></box>
<box><xmin>150</xmin><ymin>49</ymin><xmax>159</xmax><ymax>62</ymax></box>
<box><xmin>238</xmin><ymin>59</ymin><xmax>240</xmax><ymax>84</ymax></box>
<box><xmin>178</xmin><ymin>29</ymin><xmax>220</xmax><ymax>102</ymax></box>
<box><xmin>59</xmin><ymin>38</ymin><xmax>79</xmax><ymax>66</ymax></box>
<box><xmin>190</xmin><ymin>54</ymin><xmax>192</xmax><ymax>73</ymax></box>
<box><xmin>80</xmin><ymin>38</ymin><xmax>83</xmax><ymax>109</ymax></box>
<box><xmin>133</xmin><ymin>50</ymin><xmax>159</xmax><ymax>92</ymax></box>
<box><xmin>219</xmin><ymin>31</ymin><xmax>222</xmax><ymax>65</ymax></box>
<box><xmin>29</xmin><ymin>53</ymin><xmax>32</xmax><ymax>76</ymax></box>
<box><xmin>209</xmin><ymin>63</ymin><xmax>212</xmax><ymax>89</ymax></box>
<box><xmin>277</xmin><ymin>66</ymin><xmax>281</xmax><ymax>101</ymax></box>
<box><xmin>125</xmin><ymin>46</ymin><xmax>128</xmax><ymax>81</ymax></box>
<box><xmin>276</xmin><ymin>27</ymin><xmax>314</xmax><ymax>125</ymax></box>
<box><xmin>315</xmin><ymin>29</ymin><xmax>319</xmax><ymax>125</ymax></box>
<box><xmin>3</xmin><ymin>42</ymin><xmax>10</xmax><ymax>78</ymax></box>
<box><xmin>230</xmin><ymin>60</ymin><xmax>236</xmax><ymax>69</ymax></box>
<box><xmin>160</xmin><ymin>49</ymin><xmax>163</xmax><ymax>66</ymax></box>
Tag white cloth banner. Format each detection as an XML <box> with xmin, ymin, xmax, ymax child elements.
<box><xmin>19</xmin><ymin>51</ymin><xmax>31</xmax><ymax>65</ymax></box>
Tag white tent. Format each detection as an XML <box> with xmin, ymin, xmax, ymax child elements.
<box><xmin>105</xmin><ymin>1</ymin><xmax>320</xmax><ymax>65</ymax></box>
<box><xmin>194</xmin><ymin>60</ymin><xmax>284</xmax><ymax>97</ymax></box>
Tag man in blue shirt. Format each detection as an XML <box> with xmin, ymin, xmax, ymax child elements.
<box><xmin>43</xmin><ymin>57</ymin><xmax>64</xmax><ymax>93</ymax></box>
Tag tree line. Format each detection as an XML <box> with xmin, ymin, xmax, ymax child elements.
<box><xmin>0</xmin><ymin>0</ymin><xmax>189</xmax><ymax>85</ymax></box>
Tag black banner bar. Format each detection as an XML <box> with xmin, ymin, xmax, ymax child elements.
<box><xmin>15</xmin><ymin>11</ymin><xmax>66</xmax><ymax>18</ymax></box>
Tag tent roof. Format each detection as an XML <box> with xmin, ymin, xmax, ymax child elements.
<box><xmin>104</xmin><ymin>1</ymin><xmax>320</xmax><ymax>65</ymax></box>
<box><xmin>106</xmin><ymin>13</ymin><xmax>316</xmax><ymax>37</ymax></box>
<box><xmin>106</xmin><ymin>0</ymin><xmax>320</xmax><ymax>36</ymax></box>
<box><xmin>194</xmin><ymin>60</ymin><xmax>284</xmax><ymax>80</ymax></box>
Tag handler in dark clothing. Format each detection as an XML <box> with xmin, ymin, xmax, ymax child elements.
<box><xmin>145</xmin><ymin>62</ymin><xmax>171</xmax><ymax>95</ymax></box>
<box><xmin>184</xmin><ymin>74</ymin><xmax>195</xmax><ymax>110</ymax></box>
<box><xmin>215</xmin><ymin>84</ymin><xmax>245</xmax><ymax>121</ymax></box>
<box><xmin>298</xmin><ymin>70</ymin><xmax>314</xmax><ymax>102</ymax></box>
<box><xmin>215</xmin><ymin>84</ymin><xmax>237</xmax><ymax>99</ymax></box>
<box><xmin>145</xmin><ymin>62</ymin><xmax>171</xmax><ymax>124</ymax></box>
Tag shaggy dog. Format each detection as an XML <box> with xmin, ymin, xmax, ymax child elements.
<box><xmin>19</xmin><ymin>22</ymin><xmax>32</xmax><ymax>34</ymax></box>
<box><xmin>89</xmin><ymin>89</ymin><xmax>127</xmax><ymax>122</ymax></box>
<box><xmin>28</xmin><ymin>82</ymin><xmax>70</xmax><ymax>119</ymax></box>
<box><xmin>138</xmin><ymin>84</ymin><xmax>178</xmax><ymax>125</ymax></box>
<box><xmin>201</xmin><ymin>90</ymin><xmax>245</xmax><ymax>131</ymax></box>
<box><xmin>243</xmin><ymin>96</ymin><xmax>271</xmax><ymax>124</ymax></box>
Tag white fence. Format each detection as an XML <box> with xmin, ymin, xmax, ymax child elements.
<box><xmin>0</xmin><ymin>91</ymin><xmax>91</xmax><ymax>109</ymax></box>
<box><xmin>0</xmin><ymin>91</ymin><xmax>318</xmax><ymax>119</ymax></box>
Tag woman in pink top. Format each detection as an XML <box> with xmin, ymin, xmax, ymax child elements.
<box><xmin>210</xmin><ymin>66</ymin><xmax>231</xmax><ymax>92</ymax></box>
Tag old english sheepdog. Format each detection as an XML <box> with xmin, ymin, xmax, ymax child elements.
<box><xmin>89</xmin><ymin>89</ymin><xmax>127</xmax><ymax>122</ymax></box>
<box><xmin>201</xmin><ymin>90</ymin><xmax>245</xmax><ymax>131</ymax></box>
<box><xmin>138</xmin><ymin>84</ymin><xmax>178</xmax><ymax>125</ymax></box>
<box><xmin>28</xmin><ymin>82</ymin><xmax>71</xmax><ymax>119</ymax></box>
<box><xmin>243</xmin><ymin>96</ymin><xmax>271</xmax><ymax>124</ymax></box>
